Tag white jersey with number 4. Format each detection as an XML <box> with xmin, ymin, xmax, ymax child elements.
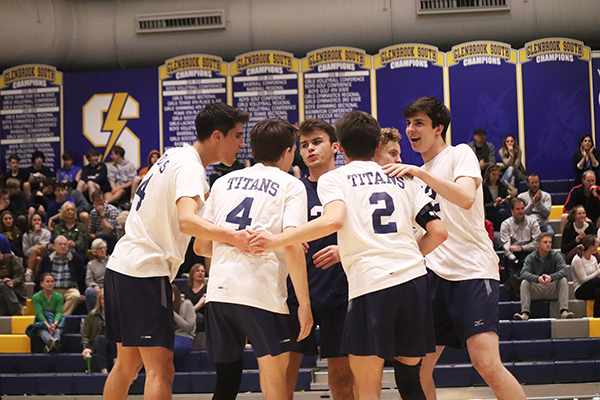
<box><xmin>205</xmin><ymin>163</ymin><xmax>307</xmax><ymax>314</ymax></box>
<box><xmin>317</xmin><ymin>161</ymin><xmax>432</xmax><ymax>301</ymax></box>
<box><xmin>419</xmin><ymin>144</ymin><xmax>499</xmax><ymax>281</ymax></box>
<box><xmin>107</xmin><ymin>144</ymin><xmax>209</xmax><ymax>281</ymax></box>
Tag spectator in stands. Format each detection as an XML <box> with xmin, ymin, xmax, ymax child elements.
<box><xmin>499</xmin><ymin>134</ymin><xmax>526</xmax><ymax>187</ymax></box>
<box><xmin>514</xmin><ymin>233</ymin><xmax>574</xmax><ymax>320</ymax></box>
<box><xmin>500</xmin><ymin>197</ymin><xmax>541</xmax><ymax>277</ymax></box>
<box><xmin>561</xmin><ymin>205</ymin><xmax>597</xmax><ymax>264</ymax></box>
<box><xmin>115</xmin><ymin>210</ymin><xmax>129</xmax><ymax>240</ymax></box>
<box><xmin>23</xmin><ymin>151</ymin><xmax>54</xmax><ymax>200</ymax></box>
<box><xmin>88</xmin><ymin>190</ymin><xmax>119</xmax><ymax>253</ymax></box>
<box><xmin>0</xmin><ymin>234</ymin><xmax>10</xmax><ymax>255</ymax></box>
<box><xmin>0</xmin><ymin>210</ymin><xmax>23</xmax><ymax>257</ymax></box>
<box><xmin>22</xmin><ymin>212</ymin><xmax>51</xmax><ymax>282</ymax></box>
<box><xmin>467</xmin><ymin>127</ymin><xmax>496</xmax><ymax>174</ymax></box>
<box><xmin>573</xmin><ymin>134</ymin><xmax>600</xmax><ymax>186</ymax></box>
<box><xmin>181</xmin><ymin>263</ymin><xmax>207</xmax><ymax>333</ymax></box>
<box><xmin>46</xmin><ymin>182</ymin><xmax>76</xmax><ymax>227</ymax></box>
<box><xmin>57</xmin><ymin>150</ymin><xmax>82</xmax><ymax>191</ymax></box>
<box><xmin>571</xmin><ymin>235</ymin><xmax>600</xmax><ymax>317</ymax></box>
<box><xmin>37</xmin><ymin>235</ymin><xmax>86</xmax><ymax>316</ymax></box>
<box><xmin>0</xmin><ymin>248</ymin><xmax>26</xmax><ymax>316</ymax></box>
<box><xmin>81</xmin><ymin>291</ymin><xmax>116</xmax><ymax>373</ymax></box>
<box><xmin>0</xmin><ymin>189</ymin><xmax>9</xmax><ymax>216</ymax></box>
<box><xmin>4</xmin><ymin>179</ymin><xmax>28</xmax><ymax>222</ymax></box>
<box><xmin>518</xmin><ymin>173</ymin><xmax>554</xmax><ymax>236</ymax></box>
<box><xmin>30</xmin><ymin>178</ymin><xmax>56</xmax><ymax>221</ymax></box>
<box><xmin>53</xmin><ymin>202</ymin><xmax>88</xmax><ymax>257</ymax></box>
<box><xmin>77</xmin><ymin>148</ymin><xmax>109</xmax><ymax>200</ymax></box>
<box><xmin>104</xmin><ymin>146</ymin><xmax>136</xmax><ymax>206</ymax></box>
<box><xmin>2</xmin><ymin>155</ymin><xmax>27</xmax><ymax>188</ymax></box>
<box><xmin>85</xmin><ymin>238</ymin><xmax>108</xmax><ymax>313</ymax></box>
<box><xmin>131</xmin><ymin>150</ymin><xmax>160</xmax><ymax>201</ymax></box>
<box><xmin>172</xmin><ymin>284</ymin><xmax>196</xmax><ymax>359</ymax></box>
<box><xmin>29</xmin><ymin>272</ymin><xmax>64</xmax><ymax>353</ymax></box>
<box><xmin>562</xmin><ymin>170</ymin><xmax>600</xmax><ymax>230</ymax></box>
<box><xmin>483</xmin><ymin>164</ymin><xmax>513</xmax><ymax>232</ymax></box>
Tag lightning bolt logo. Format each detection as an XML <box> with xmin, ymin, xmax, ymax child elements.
<box><xmin>102</xmin><ymin>93</ymin><xmax>129</xmax><ymax>161</ymax></box>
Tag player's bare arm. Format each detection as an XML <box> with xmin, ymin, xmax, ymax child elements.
<box><xmin>416</xmin><ymin>219</ymin><xmax>447</xmax><ymax>256</ymax></box>
<box><xmin>383</xmin><ymin>163</ymin><xmax>478</xmax><ymax>210</ymax></box>
<box><xmin>250</xmin><ymin>200</ymin><xmax>346</xmax><ymax>253</ymax></box>
<box><xmin>177</xmin><ymin>196</ymin><xmax>254</xmax><ymax>253</ymax></box>
<box><xmin>312</xmin><ymin>245</ymin><xmax>341</xmax><ymax>269</ymax></box>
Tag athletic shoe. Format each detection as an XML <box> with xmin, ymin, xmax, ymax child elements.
<box><xmin>44</xmin><ymin>340</ymin><xmax>53</xmax><ymax>353</ymax></box>
<box><xmin>53</xmin><ymin>339</ymin><xmax>62</xmax><ymax>352</ymax></box>
<box><xmin>561</xmin><ymin>310</ymin><xmax>574</xmax><ymax>319</ymax></box>
<box><xmin>513</xmin><ymin>312</ymin><xmax>529</xmax><ymax>321</ymax></box>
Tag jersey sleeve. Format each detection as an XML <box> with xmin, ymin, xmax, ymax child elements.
<box><xmin>408</xmin><ymin>177</ymin><xmax>434</xmax><ymax>221</ymax></box>
<box><xmin>203</xmin><ymin>191</ymin><xmax>215</xmax><ymax>223</ymax></box>
<box><xmin>453</xmin><ymin>144</ymin><xmax>484</xmax><ymax>183</ymax></box>
<box><xmin>283</xmin><ymin>179</ymin><xmax>308</xmax><ymax>229</ymax></box>
<box><xmin>316</xmin><ymin>170</ymin><xmax>345</xmax><ymax>207</ymax></box>
<box><xmin>172</xmin><ymin>152</ymin><xmax>207</xmax><ymax>206</ymax></box>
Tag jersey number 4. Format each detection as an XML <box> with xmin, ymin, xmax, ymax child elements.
<box><xmin>370</xmin><ymin>192</ymin><xmax>397</xmax><ymax>234</ymax></box>
<box><xmin>226</xmin><ymin>197</ymin><xmax>254</xmax><ymax>230</ymax></box>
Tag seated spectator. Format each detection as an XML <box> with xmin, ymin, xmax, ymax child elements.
<box><xmin>46</xmin><ymin>182</ymin><xmax>77</xmax><ymax>227</ymax></box>
<box><xmin>514</xmin><ymin>233</ymin><xmax>574</xmax><ymax>320</ymax></box>
<box><xmin>0</xmin><ymin>210</ymin><xmax>23</xmax><ymax>257</ymax></box>
<box><xmin>89</xmin><ymin>190</ymin><xmax>119</xmax><ymax>253</ymax></box>
<box><xmin>53</xmin><ymin>202</ymin><xmax>88</xmax><ymax>256</ymax></box>
<box><xmin>104</xmin><ymin>146</ymin><xmax>136</xmax><ymax>206</ymax></box>
<box><xmin>0</xmin><ymin>234</ymin><xmax>10</xmax><ymax>254</ymax></box>
<box><xmin>81</xmin><ymin>291</ymin><xmax>116</xmax><ymax>373</ymax></box>
<box><xmin>23</xmin><ymin>151</ymin><xmax>54</xmax><ymax>200</ymax></box>
<box><xmin>172</xmin><ymin>284</ymin><xmax>196</xmax><ymax>359</ymax></box>
<box><xmin>561</xmin><ymin>205</ymin><xmax>597</xmax><ymax>264</ymax></box>
<box><xmin>84</xmin><ymin>238</ymin><xmax>108</xmax><ymax>312</ymax></box>
<box><xmin>181</xmin><ymin>263</ymin><xmax>207</xmax><ymax>333</ymax></box>
<box><xmin>500</xmin><ymin>198</ymin><xmax>541</xmax><ymax>277</ymax></box>
<box><xmin>483</xmin><ymin>164</ymin><xmax>512</xmax><ymax>232</ymax></box>
<box><xmin>467</xmin><ymin>127</ymin><xmax>496</xmax><ymax>174</ymax></box>
<box><xmin>573</xmin><ymin>134</ymin><xmax>600</xmax><ymax>186</ymax></box>
<box><xmin>115</xmin><ymin>210</ymin><xmax>129</xmax><ymax>241</ymax></box>
<box><xmin>561</xmin><ymin>170</ymin><xmax>600</xmax><ymax>230</ymax></box>
<box><xmin>22</xmin><ymin>212</ymin><xmax>51</xmax><ymax>281</ymax></box>
<box><xmin>37</xmin><ymin>235</ymin><xmax>86</xmax><ymax>316</ymax></box>
<box><xmin>0</xmin><ymin>249</ymin><xmax>26</xmax><ymax>316</ymax></box>
<box><xmin>77</xmin><ymin>148</ymin><xmax>110</xmax><ymax>200</ymax></box>
<box><xmin>518</xmin><ymin>173</ymin><xmax>554</xmax><ymax>236</ymax></box>
<box><xmin>1</xmin><ymin>155</ymin><xmax>27</xmax><ymax>188</ymax></box>
<box><xmin>30</xmin><ymin>178</ymin><xmax>56</xmax><ymax>221</ymax></box>
<box><xmin>57</xmin><ymin>150</ymin><xmax>82</xmax><ymax>191</ymax></box>
<box><xmin>499</xmin><ymin>134</ymin><xmax>526</xmax><ymax>187</ymax></box>
<box><xmin>4</xmin><ymin>179</ymin><xmax>28</xmax><ymax>222</ymax></box>
<box><xmin>28</xmin><ymin>273</ymin><xmax>64</xmax><ymax>353</ymax></box>
<box><xmin>571</xmin><ymin>235</ymin><xmax>600</xmax><ymax>317</ymax></box>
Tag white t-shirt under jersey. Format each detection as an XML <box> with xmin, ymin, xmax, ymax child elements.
<box><xmin>107</xmin><ymin>144</ymin><xmax>208</xmax><ymax>281</ymax></box>
<box><xmin>419</xmin><ymin>144</ymin><xmax>499</xmax><ymax>281</ymax></box>
<box><xmin>205</xmin><ymin>163</ymin><xmax>307</xmax><ymax>314</ymax></box>
<box><xmin>317</xmin><ymin>161</ymin><xmax>431</xmax><ymax>300</ymax></box>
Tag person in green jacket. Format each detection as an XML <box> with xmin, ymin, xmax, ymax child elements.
<box><xmin>32</xmin><ymin>273</ymin><xmax>64</xmax><ymax>352</ymax></box>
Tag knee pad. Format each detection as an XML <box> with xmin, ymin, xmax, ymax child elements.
<box><xmin>393</xmin><ymin>360</ymin><xmax>426</xmax><ymax>400</ymax></box>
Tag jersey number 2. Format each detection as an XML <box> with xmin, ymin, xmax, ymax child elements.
<box><xmin>226</xmin><ymin>197</ymin><xmax>254</xmax><ymax>230</ymax></box>
<box><xmin>370</xmin><ymin>192</ymin><xmax>397</xmax><ymax>234</ymax></box>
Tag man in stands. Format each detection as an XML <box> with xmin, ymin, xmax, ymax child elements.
<box><xmin>104</xmin><ymin>146</ymin><xmax>136</xmax><ymax>207</ymax></box>
<box><xmin>467</xmin><ymin>128</ymin><xmax>496</xmax><ymax>174</ymax></box>
<box><xmin>518</xmin><ymin>173</ymin><xmax>554</xmax><ymax>236</ymax></box>
<box><xmin>500</xmin><ymin>198</ymin><xmax>541</xmax><ymax>277</ymax></box>
<box><xmin>562</xmin><ymin>170</ymin><xmax>600</xmax><ymax>230</ymax></box>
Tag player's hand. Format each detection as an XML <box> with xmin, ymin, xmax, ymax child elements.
<box><xmin>249</xmin><ymin>231</ymin><xmax>278</xmax><ymax>254</ymax></box>
<box><xmin>382</xmin><ymin>163</ymin><xmax>420</xmax><ymax>179</ymax></box>
<box><xmin>296</xmin><ymin>303</ymin><xmax>313</xmax><ymax>342</ymax></box>
<box><xmin>301</xmin><ymin>242</ymin><xmax>309</xmax><ymax>254</ymax></box>
<box><xmin>313</xmin><ymin>245</ymin><xmax>341</xmax><ymax>269</ymax></box>
<box><xmin>231</xmin><ymin>228</ymin><xmax>256</xmax><ymax>253</ymax></box>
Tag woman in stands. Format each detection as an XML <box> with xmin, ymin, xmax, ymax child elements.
<box><xmin>180</xmin><ymin>263</ymin><xmax>207</xmax><ymax>333</ymax></box>
<box><xmin>561</xmin><ymin>205</ymin><xmax>597</xmax><ymax>264</ymax></box>
<box><xmin>172</xmin><ymin>284</ymin><xmax>195</xmax><ymax>359</ymax></box>
<box><xmin>22</xmin><ymin>212</ymin><xmax>51</xmax><ymax>281</ymax></box>
<box><xmin>483</xmin><ymin>164</ymin><xmax>513</xmax><ymax>232</ymax></box>
<box><xmin>499</xmin><ymin>134</ymin><xmax>526</xmax><ymax>187</ymax></box>
<box><xmin>0</xmin><ymin>210</ymin><xmax>23</xmax><ymax>257</ymax></box>
<box><xmin>81</xmin><ymin>291</ymin><xmax>116</xmax><ymax>373</ymax></box>
<box><xmin>31</xmin><ymin>273</ymin><xmax>64</xmax><ymax>353</ymax></box>
<box><xmin>53</xmin><ymin>202</ymin><xmax>88</xmax><ymax>257</ymax></box>
<box><xmin>572</xmin><ymin>235</ymin><xmax>600</xmax><ymax>317</ymax></box>
<box><xmin>573</xmin><ymin>134</ymin><xmax>600</xmax><ymax>186</ymax></box>
<box><xmin>84</xmin><ymin>239</ymin><xmax>108</xmax><ymax>313</ymax></box>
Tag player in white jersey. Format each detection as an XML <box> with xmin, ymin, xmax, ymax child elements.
<box><xmin>103</xmin><ymin>103</ymin><xmax>250</xmax><ymax>400</ymax></box>
<box><xmin>250</xmin><ymin>111</ymin><xmax>447</xmax><ymax>400</ymax></box>
<box><xmin>384</xmin><ymin>96</ymin><xmax>526</xmax><ymax>400</ymax></box>
<box><xmin>194</xmin><ymin>118</ymin><xmax>312</xmax><ymax>400</ymax></box>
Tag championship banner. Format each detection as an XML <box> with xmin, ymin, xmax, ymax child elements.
<box><xmin>446</xmin><ymin>41</ymin><xmax>519</xmax><ymax>156</ymax></box>
<box><xmin>160</xmin><ymin>54</ymin><xmax>227</xmax><ymax>150</ymax></box>
<box><xmin>231</xmin><ymin>50</ymin><xmax>301</xmax><ymax>163</ymax></box>
<box><xmin>520</xmin><ymin>38</ymin><xmax>592</xmax><ymax>180</ymax></box>
<box><xmin>1</xmin><ymin>64</ymin><xmax>62</xmax><ymax>172</ymax></box>
<box><xmin>374</xmin><ymin>44</ymin><xmax>444</xmax><ymax>166</ymax></box>
<box><xmin>63</xmin><ymin>68</ymin><xmax>160</xmax><ymax>172</ymax></box>
<box><xmin>302</xmin><ymin>47</ymin><xmax>373</xmax><ymax>166</ymax></box>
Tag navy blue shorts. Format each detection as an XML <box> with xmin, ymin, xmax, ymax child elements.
<box><xmin>288</xmin><ymin>301</ymin><xmax>347</xmax><ymax>358</ymax></box>
<box><xmin>427</xmin><ymin>269</ymin><xmax>500</xmax><ymax>349</ymax></box>
<box><xmin>342</xmin><ymin>275</ymin><xmax>435</xmax><ymax>361</ymax></box>
<box><xmin>206</xmin><ymin>302</ymin><xmax>296</xmax><ymax>363</ymax></box>
<box><xmin>104</xmin><ymin>269</ymin><xmax>174</xmax><ymax>350</ymax></box>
